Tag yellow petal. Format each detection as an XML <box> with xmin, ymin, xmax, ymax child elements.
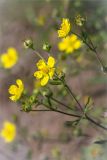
<box><xmin>47</xmin><ymin>56</ymin><xmax>55</xmax><ymax>68</ymax></box>
<box><xmin>16</xmin><ymin>79</ymin><xmax>23</xmax><ymax>87</ymax></box>
<box><xmin>58</xmin><ymin>41</ymin><xmax>67</xmax><ymax>51</ymax></box>
<box><xmin>7</xmin><ymin>48</ymin><xmax>17</xmax><ymax>55</ymax></box>
<box><xmin>58</xmin><ymin>36</ymin><xmax>70</xmax><ymax>51</ymax></box>
<box><xmin>70</xmin><ymin>34</ymin><xmax>77</xmax><ymax>42</ymax></box>
<box><xmin>74</xmin><ymin>40</ymin><xmax>82</xmax><ymax>49</ymax></box>
<box><xmin>34</xmin><ymin>71</ymin><xmax>43</xmax><ymax>79</ymax></box>
<box><xmin>66</xmin><ymin>46</ymin><xmax>74</xmax><ymax>54</ymax></box>
<box><xmin>58</xmin><ymin>30</ymin><xmax>65</xmax><ymax>38</ymax></box>
<box><xmin>0</xmin><ymin>54</ymin><xmax>9</xmax><ymax>68</ymax></box>
<box><xmin>36</xmin><ymin>59</ymin><xmax>46</xmax><ymax>70</ymax></box>
<box><xmin>16</xmin><ymin>79</ymin><xmax>24</xmax><ymax>91</ymax></box>
<box><xmin>40</xmin><ymin>75</ymin><xmax>49</xmax><ymax>86</ymax></box>
<box><xmin>49</xmin><ymin>68</ymin><xmax>55</xmax><ymax>79</ymax></box>
<box><xmin>9</xmin><ymin>95</ymin><xmax>17</xmax><ymax>101</ymax></box>
<box><xmin>58</xmin><ymin>18</ymin><xmax>71</xmax><ymax>38</ymax></box>
<box><xmin>8</xmin><ymin>85</ymin><xmax>18</xmax><ymax>95</ymax></box>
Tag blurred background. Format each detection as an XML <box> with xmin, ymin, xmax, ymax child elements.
<box><xmin>0</xmin><ymin>0</ymin><xmax>107</xmax><ymax>159</ymax></box>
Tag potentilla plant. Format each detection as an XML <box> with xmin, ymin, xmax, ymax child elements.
<box><xmin>1</xmin><ymin>16</ymin><xmax>107</xmax><ymax>138</ymax></box>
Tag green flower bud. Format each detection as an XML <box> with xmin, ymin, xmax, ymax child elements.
<box><xmin>29</xmin><ymin>95</ymin><xmax>37</xmax><ymax>104</ymax></box>
<box><xmin>23</xmin><ymin>39</ymin><xmax>34</xmax><ymax>49</ymax></box>
<box><xmin>101</xmin><ymin>66</ymin><xmax>107</xmax><ymax>74</ymax></box>
<box><xmin>42</xmin><ymin>89</ymin><xmax>53</xmax><ymax>97</ymax></box>
<box><xmin>22</xmin><ymin>103</ymin><xmax>32</xmax><ymax>112</ymax></box>
<box><xmin>42</xmin><ymin>42</ymin><xmax>51</xmax><ymax>52</ymax></box>
<box><xmin>75</xmin><ymin>15</ymin><xmax>86</xmax><ymax>26</ymax></box>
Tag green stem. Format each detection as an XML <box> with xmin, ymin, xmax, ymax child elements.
<box><xmin>61</xmin><ymin>79</ymin><xmax>83</xmax><ymax>112</ymax></box>
<box><xmin>86</xmin><ymin>114</ymin><xmax>107</xmax><ymax>131</ymax></box>
<box><xmin>25</xmin><ymin>108</ymin><xmax>107</xmax><ymax>131</ymax></box>
<box><xmin>71</xmin><ymin>30</ymin><xmax>105</xmax><ymax>69</ymax></box>
<box><xmin>31</xmin><ymin>47</ymin><xmax>45</xmax><ymax>60</ymax></box>
<box><xmin>55</xmin><ymin>77</ymin><xmax>107</xmax><ymax>131</ymax></box>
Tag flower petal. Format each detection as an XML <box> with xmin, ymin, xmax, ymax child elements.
<box><xmin>49</xmin><ymin>68</ymin><xmax>55</xmax><ymax>79</ymax></box>
<box><xmin>36</xmin><ymin>59</ymin><xmax>46</xmax><ymax>70</ymax></box>
<box><xmin>16</xmin><ymin>79</ymin><xmax>24</xmax><ymax>91</ymax></box>
<box><xmin>70</xmin><ymin>34</ymin><xmax>77</xmax><ymax>42</ymax></box>
<box><xmin>47</xmin><ymin>56</ymin><xmax>55</xmax><ymax>68</ymax></box>
<box><xmin>8</xmin><ymin>85</ymin><xmax>18</xmax><ymax>95</ymax></box>
<box><xmin>9</xmin><ymin>95</ymin><xmax>17</xmax><ymax>101</ymax></box>
<box><xmin>34</xmin><ymin>71</ymin><xmax>43</xmax><ymax>79</ymax></box>
<box><xmin>58</xmin><ymin>18</ymin><xmax>70</xmax><ymax>38</ymax></box>
<box><xmin>74</xmin><ymin>40</ymin><xmax>82</xmax><ymax>49</ymax></box>
<box><xmin>40</xmin><ymin>75</ymin><xmax>49</xmax><ymax>86</ymax></box>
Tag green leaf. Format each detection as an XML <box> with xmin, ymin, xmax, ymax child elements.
<box><xmin>49</xmin><ymin>80</ymin><xmax>62</xmax><ymax>85</ymax></box>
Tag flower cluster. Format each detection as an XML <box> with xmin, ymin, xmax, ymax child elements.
<box><xmin>0</xmin><ymin>121</ymin><xmax>16</xmax><ymax>143</ymax></box>
<box><xmin>6</xmin><ymin>15</ymin><xmax>106</xmax><ymax>136</ymax></box>
<box><xmin>0</xmin><ymin>47</ymin><xmax>18</xmax><ymax>69</ymax></box>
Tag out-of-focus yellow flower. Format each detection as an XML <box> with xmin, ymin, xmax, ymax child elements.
<box><xmin>0</xmin><ymin>121</ymin><xmax>16</xmax><ymax>143</ymax></box>
<box><xmin>58</xmin><ymin>18</ymin><xmax>71</xmax><ymax>38</ymax></box>
<box><xmin>51</xmin><ymin>147</ymin><xmax>61</xmax><ymax>158</ymax></box>
<box><xmin>36</xmin><ymin>15</ymin><xmax>45</xmax><ymax>26</ymax></box>
<box><xmin>58</xmin><ymin>34</ymin><xmax>82</xmax><ymax>54</ymax></box>
<box><xmin>0</xmin><ymin>48</ymin><xmax>18</xmax><ymax>69</ymax></box>
<box><xmin>8</xmin><ymin>79</ymin><xmax>24</xmax><ymax>101</ymax></box>
<box><xmin>34</xmin><ymin>56</ymin><xmax>55</xmax><ymax>86</ymax></box>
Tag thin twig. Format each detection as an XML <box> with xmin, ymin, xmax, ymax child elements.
<box><xmin>50</xmin><ymin>96</ymin><xmax>73</xmax><ymax>111</ymax></box>
<box><xmin>86</xmin><ymin>114</ymin><xmax>107</xmax><ymax>131</ymax></box>
<box><xmin>23</xmin><ymin>109</ymin><xmax>81</xmax><ymax>118</ymax></box>
<box><xmin>64</xmin><ymin>83</ymin><xmax>83</xmax><ymax>112</ymax></box>
<box><xmin>71</xmin><ymin>30</ymin><xmax>105</xmax><ymax>68</ymax></box>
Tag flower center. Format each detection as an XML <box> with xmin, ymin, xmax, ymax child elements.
<box><xmin>42</xmin><ymin>66</ymin><xmax>49</xmax><ymax>74</ymax></box>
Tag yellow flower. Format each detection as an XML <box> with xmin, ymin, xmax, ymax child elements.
<box><xmin>8</xmin><ymin>79</ymin><xmax>24</xmax><ymax>101</ymax></box>
<box><xmin>58</xmin><ymin>18</ymin><xmax>71</xmax><ymax>38</ymax></box>
<box><xmin>58</xmin><ymin>34</ymin><xmax>82</xmax><ymax>54</ymax></box>
<box><xmin>0</xmin><ymin>47</ymin><xmax>18</xmax><ymax>69</ymax></box>
<box><xmin>34</xmin><ymin>56</ymin><xmax>55</xmax><ymax>86</ymax></box>
<box><xmin>0</xmin><ymin>121</ymin><xmax>16</xmax><ymax>143</ymax></box>
<box><xmin>51</xmin><ymin>147</ymin><xmax>61</xmax><ymax>158</ymax></box>
<box><xmin>36</xmin><ymin>15</ymin><xmax>45</xmax><ymax>26</ymax></box>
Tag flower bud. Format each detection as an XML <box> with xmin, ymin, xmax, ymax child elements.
<box><xmin>23</xmin><ymin>39</ymin><xmax>34</xmax><ymax>49</ymax></box>
<box><xmin>42</xmin><ymin>42</ymin><xmax>51</xmax><ymax>52</ymax></box>
<box><xmin>75</xmin><ymin>15</ymin><xmax>86</xmax><ymax>26</ymax></box>
<box><xmin>101</xmin><ymin>66</ymin><xmax>107</xmax><ymax>74</ymax></box>
<box><xmin>42</xmin><ymin>89</ymin><xmax>53</xmax><ymax>97</ymax></box>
